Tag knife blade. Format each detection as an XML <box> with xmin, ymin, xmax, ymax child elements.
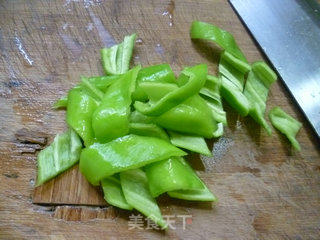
<box><xmin>229</xmin><ymin>0</ymin><xmax>320</xmax><ymax>138</ymax></box>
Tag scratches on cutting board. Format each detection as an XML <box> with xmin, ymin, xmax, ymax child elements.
<box><xmin>88</xmin><ymin>8</ymin><xmax>116</xmax><ymax>47</ymax></box>
<box><xmin>13</xmin><ymin>35</ymin><xmax>34</xmax><ymax>67</ymax></box>
<box><xmin>59</xmin><ymin>33</ymin><xmax>83</xmax><ymax>61</ymax></box>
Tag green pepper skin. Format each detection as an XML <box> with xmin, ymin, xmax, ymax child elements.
<box><xmin>155</xmin><ymin>94</ymin><xmax>217</xmax><ymax>138</ymax></box>
<box><xmin>134</xmin><ymin>64</ymin><xmax>208</xmax><ymax>116</ymax></box>
<box><xmin>220</xmin><ymin>75</ymin><xmax>250</xmax><ymax>117</ymax></box>
<box><xmin>120</xmin><ymin>169</ymin><xmax>167</xmax><ymax>229</ymax></box>
<box><xmin>66</xmin><ymin>87</ymin><xmax>99</xmax><ymax>146</ymax></box>
<box><xmin>135</xmin><ymin>81</ymin><xmax>217</xmax><ymax>138</ymax></box>
<box><xmin>92</xmin><ymin>66</ymin><xmax>141</xmax><ymax>143</ymax></box>
<box><xmin>101</xmin><ymin>33</ymin><xmax>136</xmax><ymax>75</ymax></box>
<box><xmin>80</xmin><ymin>134</ymin><xmax>186</xmax><ymax>186</ymax></box>
<box><xmin>244</xmin><ymin>62</ymin><xmax>277</xmax><ymax>134</ymax></box>
<box><xmin>145</xmin><ymin>157</ymin><xmax>204</xmax><ymax>197</ymax></box>
<box><xmin>168</xmin><ymin>180</ymin><xmax>217</xmax><ymax>202</ymax></box>
<box><xmin>200</xmin><ymin>75</ymin><xmax>227</xmax><ymax>126</ymax></box>
<box><xmin>53</xmin><ymin>96</ymin><xmax>68</xmax><ymax>109</ymax></box>
<box><xmin>129</xmin><ymin>123</ymin><xmax>169</xmax><ymax>141</ymax></box>
<box><xmin>83</xmin><ymin>75</ymin><xmax>121</xmax><ymax>93</ymax></box>
<box><xmin>101</xmin><ymin>175</ymin><xmax>133</xmax><ymax>210</ymax></box>
<box><xmin>190</xmin><ymin>21</ymin><xmax>247</xmax><ymax>62</ymax></box>
<box><xmin>133</xmin><ymin>64</ymin><xmax>176</xmax><ymax>101</ymax></box>
<box><xmin>36</xmin><ymin>129</ymin><xmax>82</xmax><ymax>186</ymax></box>
<box><xmin>269</xmin><ymin>107</ymin><xmax>302</xmax><ymax>151</ymax></box>
<box><xmin>168</xmin><ymin>131</ymin><xmax>212</xmax><ymax>156</ymax></box>
<box><xmin>219</xmin><ymin>51</ymin><xmax>250</xmax><ymax>117</ymax></box>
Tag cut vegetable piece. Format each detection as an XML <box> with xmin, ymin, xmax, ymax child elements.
<box><xmin>168</xmin><ymin>181</ymin><xmax>217</xmax><ymax>202</ymax></box>
<box><xmin>134</xmin><ymin>64</ymin><xmax>207</xmax><ymax>116</ymax></box>
<box><xmin>220</xmin><ymin>75</ymin><xmax>250</xmax><ymax>117</ymax></box>
<box><xmin>221</xmin><ymin>51</ymin><xmax>251</xmax><ymax>74</ymax></box>
<box><xmin>53</xmin><ymin>96</ymin><xmax>68</xmax><ymax>109</ymax></box>
<box><xmin>168</xmin><ymin>131</ymin><xmax>212</xmax><ymax>156</ymax></box>
<box><xmin>54</xmin><ymin>76</ymin><xmax>120</xmax><ymax>109</ymax></box>
<box><xmin>36</xmin><ymin>129</ymin><xmax>82</xmax><ymax>186</ymax></box>
<box><xmin>212</xmin><ymin>122</ymin><xmax>224</xmax><ymax>138</ymax></box>
<box><xmin>101</xmin><ymin>33</ymin><xmax>136</xmax><ymax>75</ymax></box>
<box><xmin>269</xmin><ymin>107</ymin><xmax>302</xmax><ymax>151</ymax></box>
<box><xmin>129</xmin><ymin>123</ymin><xmax>169</xmax><ymax>141</ymax></box>
<box><xmin>200</xmin><ymin>75</ymin><xmax>227</xmax><ymax>125</ymax></box>
<box><xmin>190</xmin><ymin>21</ymin><xmax>247</xmax><ymax>62</ymax></box>
<box><xmin>80</xmin><ymin>134</ymin><xmax>186</xmax><ymax>185</ymax></box>
<box><xmin>120</xmin><ymin>169</ymin><xmax>167</xmax><ymax>229</ymax></box>
<box><xmin>101</xmin><ymin>176</ymin><xmax>133</xmax><ymax>210</ymax></box>
<box><xmin>135</xmin><ymin>81</ymin><xmax>217</xmax><ymax>138</ymax></box>
<box><xmin>67</xmin><ymin>87</ymin><xmax>100</xmax><ymax>146</ymax></box>
<box><xmin>81</xmin><ymin>76</ymin><xmax>104</xmax><ymax>100</ymax></box>
<box><xmin>133</xmin><ymin>64</ymin><xmax>176</xmax><ymax>101</ymax></box>
<box><xmin>139</xmin><ymin>82</ymin><xmax>178</xmax><ymax>103</ymax></box>
<box><xmin>244</xmin><ymin>62</ymin><xmax>277</xmax><ymax>134</ymax></box>
<box><xmin>92</xmin><ymin>66</ymin><xmax>141</xmax><ymax>143</ymax></box>
<box><xmin>145</xmin><ymin>157</ymin><xmax>205</xmax><ymax>197</ymax></box>
<box><xmin>130</xmin><ymin>110</ymin><xmax>154</xmax><ymax>124</ymax></box>
<box><xmin>84</xmin><ymin>75</ymin><xmax>121</xmax><ymax>92</ymax></box>
<box><xmin>155</xmin><ymin>94</ymin><xmax>217</xmax><ymax>138</ymax></box>
<box><xmin>219</xmin><ymin>51</ymin><xmax>250</xmax><ymax>117</ymax></box>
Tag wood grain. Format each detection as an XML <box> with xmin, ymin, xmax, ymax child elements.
<box><xmin>0</xmin><ymin>0</ymin><xmax>319</xmax><ymax>239</ymax></box>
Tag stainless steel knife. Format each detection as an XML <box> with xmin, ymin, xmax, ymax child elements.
<box><xmin>229</xmin><ymin>0</ymin><xmax>320</xmax><ymax>138</ymax></box>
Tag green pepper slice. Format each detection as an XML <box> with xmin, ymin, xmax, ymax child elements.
<box><xmin>134</xmin><ymin>64</ymin><xmax>207</xmax><ymax>116</ymax></box>
<box><xmin>36</xmin><ymin>129</ymin><xmax>82</xmax><ymax>186</ymax></box>
<box><xmin>133</xmin><ymin>64</ymin><xmax>176</xmax><ymax>101</ymax></box>
<box><xmin>92</xmin><ymin>66</ymin><xmax>141</xmax><ymax>143</ymax></box>
<box><xmin>168</xmin><ymin>131</ymin><xmax>212</xmax><ymax>156</ymax></box>
<box><xmin>269</xmin><ymin>107</ymin><xmax>302</xmax><ymax>151</ymax></box>
<box><xmin>244</xmin><ymin>62</ymin><xmax>277</xmax><ymax>134</ymax></box>
<box><xmin>101</xmin><ymin>175</ymin><xmax>133</xmax><ymax>210</ymax></box>
<box><xmin>101</xmin><ymin>33</ymin><xmax>136</xmax><ymax>75</ymax></box>
<box><xmin>120</xmin><ymin>169</ymin><xmax>167</xmax><ymax>229</ymax></box>
<box><xmin>190</xmin><ymin>21</ymin><xmax>247</xmax><ymax>62</ymax></box>
<box><xmin>145</xmin><ymin>157</ymin><xmax>205</xmax><ymax>197</ymax></box>
<box><xmin>79</xmin><ymin>134</ymin><xmax>186</xmax><ymax>185</ymax></box>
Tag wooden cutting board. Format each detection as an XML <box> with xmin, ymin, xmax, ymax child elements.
<box><xmin>0</xmin><ymin>0</ymin><xmax>319</xmax><ymax>239</ymax></box>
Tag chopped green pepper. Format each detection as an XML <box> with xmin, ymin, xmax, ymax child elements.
<box><xmin>136</xmin><ymin>81</ymin><xmax>217</xmax><ymax>138</ymax></box>
<box><xmin>129</xmin><ymin>123</ymin><xmax>169</xmax><ymax>141</ymax></box>
<box><xmin>219</xmin><ymin>51</ymin><xmax>250</xmax><ymax>116</ymax></box>
<box><xmin>155</xmin><ymin>94</ymin><xmax>217</xmax><ymax>138</ymax></box>
<box><xmin>168</xmin><ymin>131</ymin><xmax>212</xmax><ymax>156</ymax></box>
<box><xmin>36</xmin><ymin>129</ymin><xmax>82</xmax><ymax>186</ymax></box>
<box><xmin>84</xmin><ymin>75</ymin><xmax>121</xmax><ymax>92</ymax></box>
<box><xmin>92</xmin><ymin>66</ymin><xmax>141</xmax><ymax>143</ymax></box>
<box><xmin>120</xmin><ymin>169</ymin><xmax>167</xmax><ymax>229</ymax></box>
<box><xmin>269</xmin><ymin>107</ymin><xmax>302</xmax><ymax>151</ymax></box>
<box><xmin>130</xmin><ymin>110</ymin><xmax>154</xmax><ymax>124</ymax></box>
<box><xmin>53</xmin><ymin>75</ymin><xmax>121</xmax><ymax>109</ymax></box>
<box><xmin>133</xmin><ymin>64</ymin><xmax>176</xmax><ymax>101</ymax></box>
<box><xmin>244</xmin><ymin>62</ymin><xmax>277</xmax><ymax>134</ymax></box>
<box><xmin>212</xmin><ymin>123</ymin><xmax>224</xmax><ymax>138</ymax></box>
<box><xmin>200</xmin><ymin>75</ymin><xmax>227</xmax><ymax>126</ymax></box>
<box><xmin>168</xmin><ymin>180</ymin><xmax>217</xmax><ymax>202</ymax></box>
<box><xmin>190</xmin><ymin>21</ymin><xmax>247</xmax><ymax>62</ymax></box>
<box><xmin>81</xmin><ymin>76</ymin><xmax>104</xmax><ymax>100</ymax></box>
<box><xmin>145</xmin><ymin>157</ymin><xmax>205</xmax><ymax>197</ymax></box>
<box><xmin>80</xmin><ymin>134</ymin><xmax>186</xmax><ymax>185</ymax></box>
<box><xmin>66</xmin><ymin>87</ymin><xmax>100</xmax><ymax>146</ymax></box>
<box><xmin>134</xmin><ymin>64</ymin><xmax>207</xmax><ymax>116</ymax></box>
<box><xmin>101</xmin><ymin>33</ymin><xmax>136</xmax><ymax>75</ymax></box>
<box><xmin>53</xmin><ymin>96</ymin><xmax>68</xmax><ymax>109</ymax></box>
<box><xmin>101</xmin><ymin>176</ymin><xmax>133</xmax><ymax>210</ymax></box>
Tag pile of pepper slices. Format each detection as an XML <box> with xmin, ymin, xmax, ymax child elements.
<box><xmin>36</xmin><ymin>21</ymin><xmax>302</xmax><ymax>229</ymax></box>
